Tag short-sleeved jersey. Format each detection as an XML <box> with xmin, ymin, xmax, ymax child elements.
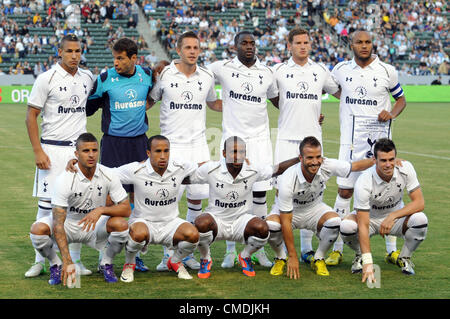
<box><xmin>278</xmin><ymin>158</ymin><xmax>352</xmax><ymax>213</ymax></box>
<box><xmin>331</xmin><ymin>55</ymin><xmax>404</xmax><ymax>144</ymax></box>
<box><xmin>28</xmin><ymin>63</ymin><xmax>94</xmax><ymax>141</ymax></box>
<box><xmin>353</xmin><ymin>161</ymin><xmax>420</xmax><ymax>219</ymax></box>
<box><xmin>112</xmin><ymin>159</ymin><xmax>197</xmax><ymax>223</ymax></box>
<box><xmin>207</xmin><ymin>57</ymin><xmax>278</xmax><ymax>139</ymax></box>
<box><xmin>273</xmin><ymin>58</ymin><xmax>339</xmax><ymax>141</ymax></box>
<box><xmin>87</xmin><ymin>65</ymin><xmax>153</xmax><ymax>137</ymax></box>
<box><xmin>150</xmin><ymin>61</ymin><xmax>217</xmax><ymax>144</ymax></box>
<box><xmin>51</xmin><ymin>163</ymin><xmax>127</xmax><ymax>221</ymax></box>
<box><xmin>188</xmin><ymin>160</ymin><xmax>274</xmax><ymax>222</ymax></box>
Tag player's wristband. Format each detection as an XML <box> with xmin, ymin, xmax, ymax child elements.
<box><xmin>361</xmin><ymin>253</ymin><xmax>373</xmax><ymax>265</ymax></box>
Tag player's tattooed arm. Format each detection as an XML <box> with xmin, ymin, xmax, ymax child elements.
<box><xmin>52</xmin><ymin>205</ymin><xmax>73</xmax><ymax>265</ymax></box>
<box><xmin>272</xmin><ymin>157</ymin><xmax>300</xmax><ymax>177</ymax></box>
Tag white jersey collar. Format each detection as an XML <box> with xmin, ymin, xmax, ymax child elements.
<box><xmin>371</xmin><ymin>165</ymin><xmax>399</xmax><ymax>185</ymax></box>
<box><xmin>350</xmin><ymin>54</ymin><xmax>379</xmax><ymax>70</ymax></box>
<box><xmin>297</xmin><ymin>162</ymin><xmax>323</xmax><ymax>184</ymax></box>
<box><xmin>287</xmin><ymin>57</ymin><xmax>313</xmax><ymax>68</ymax></box>
<box><xmin>75</xmin><ymin>163</ymin><xmax>100</xmax><ymax>181</ymax></box>
<box><xmin>55</xmin><ymin>62</ymin><xmax>80</xmax><ymax>77</ymax></box>
<box><xmin>145</xmin><ymin>158</ymin><xmax>176</xmax><ymax>177</ymax></box>
<box><xmin>232</xmin><ymin>56</ymin><xmax>263</xmax><ymax>69</ymax></box>
<box><xmin>169</xmin><ymin>60</ymin><xmax>200</xmax><ymax>76</ymax></box>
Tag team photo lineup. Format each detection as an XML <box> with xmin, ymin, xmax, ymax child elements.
<box><xmin>11</xmin><ymin>1</ymin><xmax>447</xmax><ymax>298</ymax></box>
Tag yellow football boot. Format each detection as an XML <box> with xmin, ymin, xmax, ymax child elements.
<box><xmin>385</xmin><ymin>250</ymin><xmax>400</xmax><ymax>265</ymax></box>
<box><xmin>311</xmin><ymin>258</ymin><xmax>330</xmax><ymax>276</ymax></box>
<box><xmin>325</xmin><ymin>250</ymin><xmax>343</xmax><ymax>266</ymax></box>
<box><xmin>270</xmin><ymin>258</ymin><xmax>287</xmax><ymax>276</ymax></box>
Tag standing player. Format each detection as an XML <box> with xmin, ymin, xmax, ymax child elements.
<box><xmin>148</xmin><ymin>31</ymin><xmax>222</xmax><ymax>271</ymax></box>
<box><xmin>266</xmin><ymin>136</ymin><xmax>376</xmax><ymax>278</ymax></box>
<box><xmin>25</xmin><ymin>34</ymin><xmax>94</xmax><ymax>278</ymax></box>
<box><xmin>29</xmin><ymin>133</ymin><xmax>131</xmax><ymax>285</ymax></box>
<box><xmin>340</xmin><ymin>138</ymin><xmax>427</xmax><ymax>280</ymax></box>
<box><xmin>113</xmin><ymin>135</ymin><xmax>200</xmax><ymax>282</ymax></box>
<box><xmin>187</xmin><ymin>136</ymin><xmax>300</xmax><ymax>278</ymax></box>
<box><xmin>207</xmin><ymin>31</ymin><xmax>279</xmax><ymax>268</ymax></box>
<box><xmin>271</xmin><ymin>27</ymin><xmax>340</xmax><ymax>264</ymax></box>
<box><xmin>326</xmin><ymin>29</ymin><xmax>407</xmax><ymax>266</ymax></box>
<box><xmin>86</xmin><ymin>37</ymin><xmax>153</xmax><ymax>272</ymax></box>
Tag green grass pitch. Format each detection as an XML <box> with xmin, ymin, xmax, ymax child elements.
<box><xmin>0</xmin><ymin>101</ymin><xmax>449</xmax><ymax>299</ymax></box>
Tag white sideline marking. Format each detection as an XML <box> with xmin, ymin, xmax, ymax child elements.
<box><xmin>323</xmin><ymin>139</ymin><xmax>450</xmax><ymax>161</ymax></box>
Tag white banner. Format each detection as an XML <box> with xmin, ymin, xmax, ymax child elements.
<box><xmin>351</xmin><ymin>115</ymin><xmax>392</xmax><ymax>161</ymax></box>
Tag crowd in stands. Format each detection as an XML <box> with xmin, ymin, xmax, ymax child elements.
<box><xmin>0</xmin><ymin>0</ymin><xmax>148</xmax><ymax>76</ymax></box>
<box><xmin>142</xmin><ymin>0</ymin><xmax>449</xmax><ymax>76</ymax></box>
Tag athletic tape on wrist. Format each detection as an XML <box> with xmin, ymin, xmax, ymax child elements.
<box><xmin>361</xmin><ymin>253</ymin><xmax>373</xmax><ymax>265</ymax></box>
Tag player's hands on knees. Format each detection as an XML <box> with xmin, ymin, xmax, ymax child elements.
<box><xmin>79</xmin><ymin>208</ymin><xmax>103</xmax><ymax>232</ymax></box>
<box><xmin>35</xmin><ymin>149</ymin><xmax>51</xmax><ymax>170</ymax></box>
<box><xmin>62</xmin><ymin>262</ymin><xmax>76</xmax><ymax>287</ymax></box>
<box><xmin>377</xmin><ymin>110</ymin><xmax>393</xmax><ymax>122</ymax></box>
<box><xmin>362</xmin><ymin>263</ymin><xmax>376</xmax><ymax>283</ymax></box>
<box><xmin>286</xmin><ymin>257</ymin><xmax>300</xmax><ymax>280</ymax></box>
<box><xmin>379</xmin><ymin>215</ymin><xmax>395</xmax><ymax>237</ymax></box>
<box><xmin>66</xmin><ymin>159</ymin><xmax>78</xmax><ymax>173</ymax></box>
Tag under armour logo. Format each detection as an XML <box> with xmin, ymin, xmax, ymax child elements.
<box><xmin>313</xmin><ymin>73</ymin><xmax>318</xmax><ymax>82</ymax></box>
<box><xmin>145</xmin><ymin>181</ymin><xmax>153</xmax><ymax>186</ymax></box>
<box><xmin>171</xmin><ymin>177</ymin><xmax>177</xmax><ymax>187</ymax></box>
<box><xmin>59</xmin><ymin>86</ymin><xmax>67</xmax><ymax>91</ymax></box>
<box><xmin>232</xmin><ymin>73</ymin><xmax>239</xmax><ymax>78</ymax></box>
<box><xmin>198</xmin><ymin>81</ymin><xmax>202</xmax><ymax>91</ymax></box>
<box><xmin>43</xmin><ymin>182</ymin><xmax>48</xmax><ymax>192</ymax></box>
<box><xmin>374</xmin><ymin>192</ymin><xmax>382</xmax><ymax>199</ymax></box>
<box><xmin>97</xmin><ymin>186</ymin><xmax>102</xmax><ymax>196</ymax></box>
<box><xmin>286</xmin><ymin>74</ymin><xmax>293</xmax><ymax>78</ymax></box>
<box><xmin>346</xmin><ymin>77</ymin><xmax>352</xmax><ymax>82</ymax></box>
<box><xmin>111</xmin><ymin>77</ymin><xmax>119</xmax><ymax>82</ymax></box>
<box><xmin>216</xmin><ymin>183</ymin><xmax>224</xmax><ymax>188</ymax></box>
<box><xmin>373</xmin><ymin>77</ymin><xmax>378</xmax><ymax>87</ymax></box>
<box><xmin>170</xmin><ymin>83</ymin><xmax>178</xmax><ymax>88</ymax></box>
<box><xmin>259</xmin><ymin>75</ymin><xmax>263</xmax><ymax>84</ymax></box>
<box><xmin>297</xmin><ymin>190</ymin><xmax>305</xmax><ymax>195</ymax></box>
<box><xmin>243</xmin><ymin>180</ymin><xmax>248</xmax><ymax>190</ymax></box>
<box><xmin>74</xmin><ymin>192</ymin><xmax>82</xmax><ymax>197</ymax></box>
<box><xmin>335</xmin><ymin>208</ymin><xmax>345</xmax><ymax>214</ymax></box>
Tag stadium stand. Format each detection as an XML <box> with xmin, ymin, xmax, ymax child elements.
<box><xmin>141</xmin><ymin>0</ymin><xmax>448</xmax><ymax>75</ymax></box>
<box><xmin>0</xmin><ymin>1</ymin><xmax>447</xmax><ymax>76</ymax></box>
<box><xmin>0</xmin><ymin>0</ymin><xmax>149</xmax><ymax>76</ymax></box>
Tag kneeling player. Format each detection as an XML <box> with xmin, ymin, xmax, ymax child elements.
<box><xmin>187</xmin><ymin>136</ymin><xmax>300</xmax><ymax>278</ymax></box>
<box><xmin>112</xmin><ymin>135</ymin><xmax>200</xmax><ymax>282</ymax></box>
<box><xmin>29</xmin><ymin>133</ymin><xmax>131</xmax><ymax>285</ymax></box>
<box><xmin>340</xmin><ymin>138</ymin><xmax>427</xmax><ymax>281</ymax></box>
<box><xmin>267</xmin><ymin>136</ymin><xmax>376</xmax><ymax>278</ymax></box>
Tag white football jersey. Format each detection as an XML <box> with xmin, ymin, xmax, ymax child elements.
<box><xmin>331</xmin><ymin>55</ymin><xmax>404</xmax><ymax>144</ymax></box>
<box><xmin>28</xmin><ymin>63</ymin><xmax>94</xmax><ymax>142</ymax></box>
<box><xmin>273</xmin><ymin>58</ymin><xmax>339</xmax><ymax>141</ymax></box>
<box><xmin>207</xmin><ymin>57</ymin><xmax>278</xmax><ymax>139</ymax></box>
<box><xmin>150</xmin><ymin>61</ymin><xmax>217</xmax><ymax>144</ymax></box>
<box><xmin>189</xmin><ymin>160</ymin><xmax>274</xmax><ymax>222</ymax></box>
<box><xmin>278</xmin><ymin>158</ymin><xmax>352</xmax><ymax>213</ymax></box>
<box><xmin>112</xmin><ymin>159</ymin><xmax>197</xmax><ymax>223</ymax></box>
<box><xmin>51</xmin><ymin>163</ymin><xmax>128</xmax><ymax>221</ymax></box>
<box><xmin>353</xmin><ymin>161</ymin><xmax>420</xmax><ymax>219</ymax></box>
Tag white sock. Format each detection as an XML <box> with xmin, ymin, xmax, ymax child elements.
<box><xmin>35</xmin><ymin>201</ymin><xmax>52</xmax><ymax>264</ymax></box>
<box><xmin>125</xmin><ymin>236</ymin><xmax>145</xmax><ymax>264</ymax></box>
<box><xmin>300</xmin><ymin>229</ymin><xmax>314</xmax><ymax>254</ymax></box>
<box><xmin>267</xmin><ymin>220</ymin><xmax>286</xmax><ymax>260</ymax></box>
<box><xmin>226</xmin><ymin>241</ymin><xmax>236</xmax><ymax>252</ymax></box>
<box><xmin>186</xmin><ymin>202</ymin><xmax>202</xmax><ymax>224</ymax></box>
<box><xmin>198</xmin><ymin>231</ymin><xmax>214</xmax><ymax>260</ymax></box>
<box><xmin>399</xmin><ymin>212</ymin><xmax>428</xmax><ymax>258</ymax></box>
<box><xmin>340</xmin><ymin>219</ymin><xmax>361</xmax><ymax>255</ymax></box>
<box><xmin>241</xmin><ymin>235</ymin><xmax>269</xmax><ymax>259</ymax></box>
<box><xmin>172</xmin><ymin>241</ymin><xmax>198</xmax><ymax>263</ymax></box>
<box><xmin>315</xmin><ymin>217</ymin><xmax>340</xmax><ymax>260</ymax></box>
<box><xmin>69</xmin><ymin>242</ymin><xmax>81</xmax><ymax>263</ymax></box>
<box><xmin>101</xmin><ymin>230</ymin><xmax>128</xmax><ymax>265</ymax></box>
<box><xmin>333</xmin><ymin>194</ymin><xmax>351</xmax><ymax>217</ymax></box>
<box><xmin>30</xmin><ymin>234</ymin><xmax>61</xmax><ymax>266</ymax></box>
<box><xmin>333</xmin><ymin>235</ymin><xmax>344</xmax><ymax>253</ymax></box>
<box><xmin>385</xmin><ymin>235</ymin><xmax>398</xmax><ymax>253</ymax></box>
<box><xmin>252</xmin><ymin>195</ymin><xmax>267</xmax><ymax>219</ymax></box>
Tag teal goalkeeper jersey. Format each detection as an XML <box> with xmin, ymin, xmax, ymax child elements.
<box><xmin>87</xmin><ymin>65</ymin><xmax>153</xmax><ymax>137</ymax></box>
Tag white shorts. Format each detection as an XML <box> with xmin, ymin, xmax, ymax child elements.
<box><xmin>33</xmin><ymin>144</ymin><xmax>76</xmax><ymax>199</ymax></box>
<box><xmin>170</xmin><ymin>141</ymin><xmax>210</xmax><ymax>200</ymax></box>
<box><xmin>221</xmin><ymin>135</ymin><xmax>273</xmax><ymax>192</ymax></box>
<box><xmin>349</xmin><ymin>210</ymin><xmax>412</xmax><ymax>237</ymax></box>
<box><xmin>207</xmin><ymin>212</ymin><xmax>257</xmax><ymax>244</ymax></box>
<box><xmin>34</xmin><ymin>215</ymin><xmax>110</xmax><ymax>251</ymax></box>
<box><xmin>269</xmin><ymin>202</ymin><xmax>334</xmax><ymax>234</ymax></box>
<box><xmin>128</xmin><ymin>217</ymin><xmax>187</xmax><ymax>249</ymax></box>
<box><xmin>336</xmin><ymin>144</ymin><xmax>362</xmax><ymax>189</ymax></box>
